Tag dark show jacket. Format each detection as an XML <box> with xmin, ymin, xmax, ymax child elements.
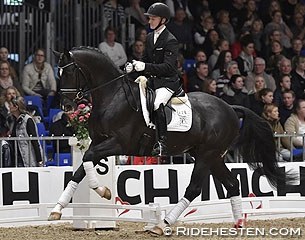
<box><xmin>141</xmin><ymin>28</ymin><xmax>180</xmax><ymax>91</ymax></box>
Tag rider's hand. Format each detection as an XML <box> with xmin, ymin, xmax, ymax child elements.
<box><xmin>132</xmin><ymin>60</ymin><xmax>145</xmax><ymax>72</ymax></box>
<box><xmin>125</xmin><ymin>62</ymin><xmax>133</xmax><ymax>73</ymax></box>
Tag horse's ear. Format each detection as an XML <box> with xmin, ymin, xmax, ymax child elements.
<box><xmin>63</xmin><ymin>48</ymin><xmax>72</xmax><ymax>60</ymax></box>
<box><xmin>51</xmin><ymin>49</ymin><xmax>61</xmax><ymax>58</ymax></box>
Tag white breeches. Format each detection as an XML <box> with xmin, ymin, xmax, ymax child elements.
<box><xmin>154</xmin><ymin>87</ymin><xmax>174</xmax><ymax>110</ymax></box>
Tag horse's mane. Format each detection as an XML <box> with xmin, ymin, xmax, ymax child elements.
<box><xmin>71</xmin><ymin>46</ymin><xmax>120</xmax><ymax>75</ymax></box>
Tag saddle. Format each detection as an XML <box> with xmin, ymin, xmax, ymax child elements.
<box><xmin>136</xmin><ymin>76</ymin><xmax>188</xmax><ymax>124</ymax></box>
<box><xmin>135</xmin><ymin>76</ymin><xmax>192</xmax><ymax>130</ymax></box>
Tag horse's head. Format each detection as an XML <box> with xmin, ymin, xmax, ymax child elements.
<box><xmin>54</xmin><ymin>49</ymin><xmax>88</xmax><ymax>105</ymax></box>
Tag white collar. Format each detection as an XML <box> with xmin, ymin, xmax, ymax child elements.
<box><xmin>154</xmin><ymin>25</ymin><xmax>166</xmax><ymax>35</ymax></box>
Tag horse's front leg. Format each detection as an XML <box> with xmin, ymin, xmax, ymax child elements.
<box><xmin>48</xmin><ymin>137</ymin><xmax>122</xmax><ymax>221</ymax></box>
<box><xmin>82</xmin><ymin>138</ymin><xmax>122</xmax><ymax>199</ymax></box>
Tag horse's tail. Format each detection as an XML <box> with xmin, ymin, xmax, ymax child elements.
<box><xmin>232</xmin><ymin>105</ymin><xmax>296</xmax><ymax>188</ymax></box>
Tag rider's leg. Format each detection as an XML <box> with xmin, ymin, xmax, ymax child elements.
<box><xmin>151</xmin><ymin>87</ymin><xmax>173</xmax><ymax>156</ymax></box>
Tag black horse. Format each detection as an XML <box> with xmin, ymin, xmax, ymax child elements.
<box><xmin>49</xmin><ymin>47</ymin><xmax>294</xmax><ymax>234</ymax></box>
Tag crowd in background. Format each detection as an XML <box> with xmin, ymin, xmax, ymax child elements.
<box><xmin>2</xmin><ymin>0</ymin><xmax>305</xmax><ymax>165</ymax></box>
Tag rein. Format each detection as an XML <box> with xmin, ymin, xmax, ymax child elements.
<box><xmin>59</xmin><ymin>59</ymin><xmax>139</xmax><ymax>111</ymax></box>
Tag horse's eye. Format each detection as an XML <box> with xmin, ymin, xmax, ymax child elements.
<box><xmin>59</xmin><ymin>68</ymin><xmax>63</xmax><ymax>77</ymax></box>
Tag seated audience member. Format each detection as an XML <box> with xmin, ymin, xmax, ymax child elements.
<box><xmin>266</xmin><ymin>40</ymin><xmax>286</xmax><ymax>74</ymax></box>
<box><xmin>216</xmin><ymin>60</ymin><xmax>240</xmax><ymax>97</ymax></box>
<box><xmin>250</xmin><ymin>18</ymin><xmax>264</xmax><ymax>57</ymax></box>
<box><xmin>125</xmin><ymin>0</ymin><xmax>148</xmax><ymax>29</ymax></box>
<box><xmin>202</xmin><ymin>29</ymin><xmax>220</xmax><ymax>58</ymax></box>
<box><xmin>22</xmin><ymin>48</ymin><xmax>57</xmax><ymax>100</ymax></box>
<box><xmin>286</xmin><ymin>38</ymin><xmax>303</xmax><ymax>60</ymax></box>
<box><xmin>291</xmin><ymin>55</ymin><xmax>305</xmax><ymax>99</ymax></box>
<box><xmin>272</xmin><ymin>57</ymin><xmax>292</xmax><ymax>88</ymax></box>
<box><xmin>279</xmin><ymin>90</ymin><xmax>295</xmax><ymax>126</ymax></box>
<box><xmin>208</xmin><ymin>38</ymin><xmax>230</xmax><ymax>71</ymax></box>
<box><xmin>250</xmin><ymin>88</ymin><xmax>274</xmax><ymax>116</ymax></box>
<box><xmin>202</xmin><ymin>78</ymin><xmax>216</xmax><ymax>95</ymax></box>
<box><xmin>245</xmin><ymin>57</ymin><xmax>276</xmax><ymax>92</ymax></box>
<box><xmin>0</xmin><ymin>86</ymin><xmax>21</xmax><ymax>136</ymax></box>
<box><xmin>193</xmin><ymin>15</ymin><xmax>215</xmax><ymax>51</ymax></box>
<box><xmin>221</xmin><ymin>74</ymin><xmax>250</xmax><ymax>108</ymax></box>
<box><xmin>0</xmin><ymin>47</ymin><xmax>18</xmax><ymax>78</ymax></box>
<box><xmin>167</xmin><ymin>7</ymin><xmax>193</xmax><ymax>57</ymax></box>
<box><xmin>98</xmin><ymin>26</ymin><xmax>127</xmax><ymax>69</ymax></box>
<box><xmin>235</xmin><ymin>34</ymin><xmax>255</xmax><ymax>77</ymax></box>
<box><xmin>0</xmin><ymin>60</ymin><xmax>23</xmax><ymax>95</ymax></box>
<box><xmin>9</xmin><ymin>96</ymin><xmax>43</xmax><ymax>167</ymax></box>
<box><xmin>247</xmin><ymin>75</ymin><xmax>266</xmax><ymax>95</ymax></box>
<box><xmin>262</xmin><ymin>103</ymin><xmax>290</xmax><ymax>161</ymax></box>
<box><xmin>187</xmin><ymin>49</ymin><xmax>207</xmax><ymax>80</ymax></box>
<box><xmin>290</xmin><ymin>11</ymin><xmax>305</xmax><ymax>40</ymax></box>
<box><xmin>273</xmin><ymin>74</ymin><xmax>291</xmax><ymax>107</ymax></box>
<box><xmin>49</xmin><ymin>105</ymin><xmax>75</xmax><ymax>153</ymax></box>
<box><xmin>211</xmin><ymin>50</ymin><xmax>232</xmax><ymax>80</ymax></box>
<box><xmin>215</xmin><ymin>10</ymin><xmax>235</xmax><ymax>45</ymax></box>
<box><xmin>187</xmin><ymin>61</ymin><xmax>209</xmax><ymax>92</ymax></box>
<box><xmin>127</xmin><ymin>40</ymin><xmax>145</xmax><ymax>62</ymax></box>
<box><xmin>285</xmin><ymin>99</ymin><xmax>305</xmax><ymax>148</ymax></box>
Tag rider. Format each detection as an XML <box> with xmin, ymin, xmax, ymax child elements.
<box><xmin>125</xmin><ymin>2</ymin><xmax>181</xmax><ymax>156</ymax></box>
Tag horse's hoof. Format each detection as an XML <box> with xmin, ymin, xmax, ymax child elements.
<box><xmin>48</xmin><ymin>212</ymin><xmax>62</xmax><ymax>221</ymax></box>
<box><xmin>103</xmin><ymin>187</ymin><xmax>111</xmax><ymax>200</ymax></box>
<box><xmin>149</xmin><ymin>225</ymin><xmax>164</xmax><ymax>236</ymax></box>
<box><xmin>234</xmin><ymin>218</ymin><xmax>245</xmax><ymax>228</ymax></box>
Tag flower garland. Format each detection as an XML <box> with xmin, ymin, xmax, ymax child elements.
<box><xmin>68</xmin><ymin>102</ymin><xmax>91</xmax><ymax>150</ymax></box>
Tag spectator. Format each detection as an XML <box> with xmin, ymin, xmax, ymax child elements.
<box><xmin>264</xmin><ymin>10</ymin><xmax>293</xmax><ymax>49</ymax></box>
<box><xmin>0</xmin><ymin>47</ymin><xmax>18</xmax><ymax>79</ymax></box>
<box><xmin>167</xmin><ymin>7</ymin><xmax>194</xmax><ymax>57</ymax></box>
<box><xmin>267</xmin><ymin>39</ymin><xmax>288</xmax><ymax>72</ymax></box>
<box><xmin>285</xmin><ymin>99</ymin><xmax>305</xmax><ymax>148</ymax></box>
<box><xmin>98</xmin><ymin>26</ymin><xmax>128</xmax><ymax>69</ymax></box>
<box><xmin>22</xmin><ymin>48</ymin><xmax>57</xmax><ymax>99</ymax></box>
<box><xmin>279</xmin><ymin>90</ymin><xmax>295</xmax><ymax>126</ymax></box>
<box><xmin>290</xmin><ymin>11</ymin><xmax>305</xmax><ymax>40</ymax></box>
<box><xmin>230</xmin><ymin>29</ymin><xmax>250</xmax><ymax>59</ymax></box>
<box><xmin>208</xmin><ymin>38</ymin><xmax>229</xmax><ymax>71</ymax></box>
<box><xmin>216</xmin><ymin>60</ymin><xmax>240</xmax><ymax>97</ymax></box>
<box><xmin>166</xmin><ymin>0</ymin><xmax>193</xmax><ymax>20</ymax></box>
<box><xmin>215</xmin><ymin>10</ymin><xmax>235</xmax><ymax>45</ymax></box>
<box><xmin>221</xmin><ymin>74</ymin><xmax>250</xmax><ymax>108</ymax></box>
<box><xmin>202</xmin><ymin>29</ymin><xmax>220</xmax><ymax>58</ymax></box>
<box><xmin>262</xmin><ymin>103</ymin><xmax>290</xmax><ymax>161</ymax></box>
<box><xmin>245</xmin><ymin>57</ymin><xmax>276</xmax><ymax>92</ymax></box>
<box><xmin>187</xmin><ymin>61</ymin><xmax>209</xmax><ymax>92</ymax></box>
<box><xmin>229</xmin><ymin>0</ymin><xmax>246</xmax><ymax>31</ymax></box>
<box><xmin>250</xmin><ymin>88</ymin><xmax>274</xmax><ymax>116</ymax></box>
<box><xmin>9</xmin><ymin>96</ymin><xmax>43</xmax><ymax>167</ymax></box>
<box><xmin>49</xmin><ymin>105</ymin><xmax>75</xmax><ymax>153</ymax></box>
<box><xmin>0</xmin><ymin>60</ymin><xmax>23</xmax><ymax>95</ymax></box>
<box><xmin>272</xmin><ymin>57</ymin><xmax>292</xmax><ymax>88</ymax></box>
<box><xmin>235</xmin><ymin>34</ymin><xmax>255</xmax><ymax>77</ymax></box>
<box><xmin>291</xmin><ymin>55</ymin><xmax>305</xmax><ymax>99</ymax></box>
<box><xmin>262</xmin><ymin>29</ymin><xmax>285</xmax><ymax>61</ymax></box>
<box><xmin>0</xmin><ymin>86</ymin><xmax>21</xmax><ymax>137</ymax></box>
<box><xmin>135</xmin><ymin>26</ymin><xmax>148</xmax><ymax>44</ymax></box>
<box><xmin>202</xmin><ymin>77</ymin><xmax>216</xmax><ymax>95</ymax></box>
<box><xmin>240</xmin><ymin>0</ymin><xmax>259</xmax><ymax>32</ymax></box>
<box><xmin>211</xmin><ymin>49</ymin><xmax>232</xmax><ymax>80</ymax></box>
<box><xmin>103</xmin><ymin>0</ymin><xmax>126</xmax><ymax>33</ymax></box>
<box><xmin>125</xmin><ymin>0</ymin><xmax>148</xmax><ymax>29</ymax></box>
<box><xmin>273</xmin><ymin>74</ymin><xmax>292</xmax><ymax>107</ymax></box>
<box><xmin>188</xmin><ymin>0</ymin><xmax>210</xmax><ymax>23</ymax></box>
<box><xmin>128</xmin><ymin>40</ymin><xmax>145</xmax><ymax>61</ymax></box>
<box><xmin>250</xmin><ymin>18</ymin><xmax>264</xmax><ymax>57</ymax></box>
<box><xmin>260</xmin><ymin>0</ymin><xmax>282</xmax><ymax>25</ymax></box>
<box><xmin>186</xmin><ymin>49</ymin><xmax>207</xmax><ymax>80</ymax></box>
<box><xmin>286</xmin><ymin>38</ymin><xmax>303</xmax><ymax>60</ymax></box>
<box><xmin>193</xmin><ymin>15</ymin><xmax>215</xmax><ymax>50</ymax></box>
<box><xmin>247</xmin><ymin>75</ymin><xmax>266</xmax><ymax>95</ymax></box>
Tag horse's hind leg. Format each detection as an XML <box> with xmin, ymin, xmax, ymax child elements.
<box><xmin>210</xmin><ymin>160</ymin><xmax>244</xmax><ymax>228</ymax></box>
<box><xmin>150</xmin><ymin>149</ymin><xmax>212</xmax><ymax>235</ymax></box>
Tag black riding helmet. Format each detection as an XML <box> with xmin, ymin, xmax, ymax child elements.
<box><xmin>144</xmin><ymin>2</ymin><xmax>170</xmax><ymax>24</ymax></box>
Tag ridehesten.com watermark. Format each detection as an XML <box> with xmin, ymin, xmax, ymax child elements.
<box><xmin>163</xmin><ymin>226</ymin><xmax>301</xmax><ymax>237</ymax></box>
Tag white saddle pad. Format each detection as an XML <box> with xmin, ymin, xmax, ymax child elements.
<box><xmin>136</xmin><ymin>76</ymin><xmax>192</xmax><ymax>132</ymax></box>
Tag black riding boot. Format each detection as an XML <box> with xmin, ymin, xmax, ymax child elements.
<box><xmin>151</xmin><ymin>104</ymin><xmax>168</xmax><ymax>156</ymax></box>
